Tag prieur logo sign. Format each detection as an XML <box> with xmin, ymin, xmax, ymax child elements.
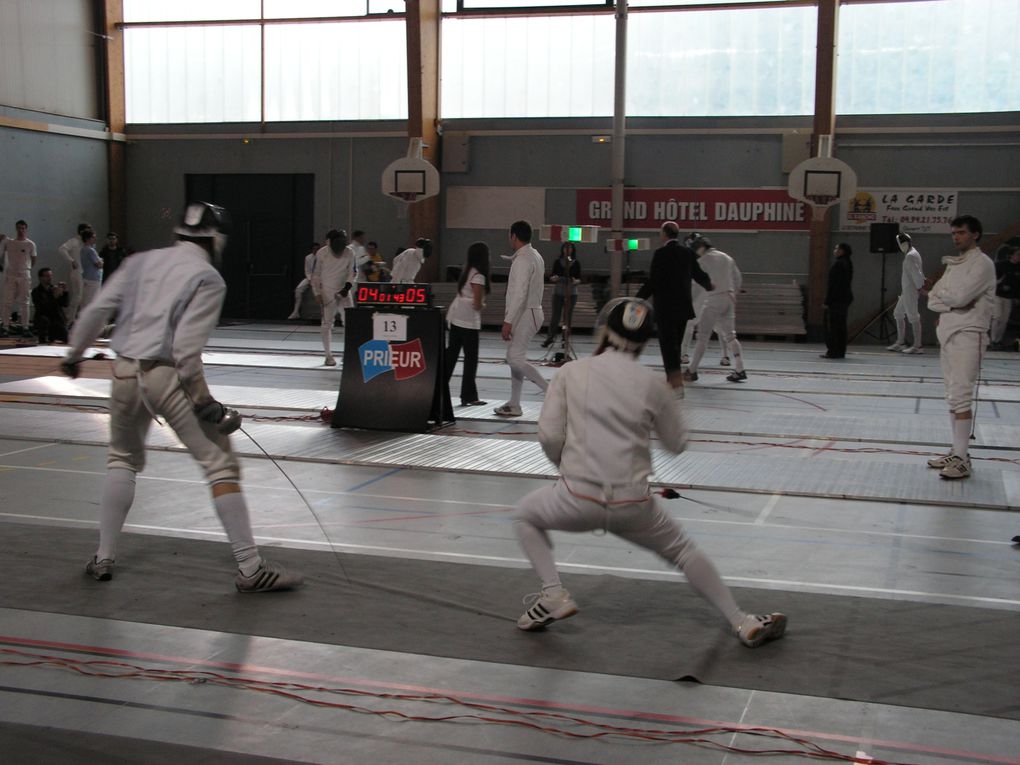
<box><xmin>359</xmin><ymin>338</ymin><xmax>426</xmax><ymax>383</ymax></box>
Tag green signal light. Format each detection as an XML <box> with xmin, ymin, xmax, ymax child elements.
<box><xmin>567</xmin><ymin>227</ymin><xmax>583</xmax><ymax>242</ymax></box>
<box><xmin>627</xmin><ymin>239</ymin><xmax>640</xmax><ymax>250</ymax></box>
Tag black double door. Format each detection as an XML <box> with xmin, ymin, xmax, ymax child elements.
<box><xmin>186</xmin><ymin>174</ymin><xmax>314</xmax><ymax>320</ymax></box>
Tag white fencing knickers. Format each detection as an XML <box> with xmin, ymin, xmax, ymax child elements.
<box><xmin>108</xmin><ymin>358</ymin><xmax>240</xmax><ymax>484</ymax></box>
<box><xmin>320</xmin><ymin>293</ymin><xmax>340</xmax><ymax>356</ymax></box>
<box><xmin>290</xmin><ymin>278</ymin><xmax>311</xmax><ymax>316</ymax></box>
<box><xmin>506</xmin><ymin>306</ymin><xmax>548</xmax><ymax>406</ymax></box>
<box><xmin>67</xmin><ymin>270</ymin><xmax>84</xmax><ymax>324</ymax></box>
<box><xmin>1</xmin><ymin>272</ymin><xmax>30</xmax><ymax>325</ymax></box>
<box><xmin>81</xmin><ymin>279</ymin><xmax>101</xmax><ymax>313</ymax></box>
<box><xmin>689</xmin><ymin>293</ymin><xmax>743</xmax><ymax>374</ymax></box>
<box><xmin>893</xmin><ymin>292</ymin><xmax>922</xmax><ymax>347</ymax></box>
<box><xmin>938</xmin><ymin>329</ymin><xmax>984</xmax><ymax>414</ymax></box>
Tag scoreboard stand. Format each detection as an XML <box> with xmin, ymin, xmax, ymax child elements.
<box><xmin>331</xmin><ymin>283</ymin><xmax>454</xmax><ymax>432</ymax></box>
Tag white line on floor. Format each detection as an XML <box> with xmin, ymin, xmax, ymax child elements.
<box><xmin>753</xmin><ymin>493</ymin><xmax>781</xmax><ymax>525</ymax></box>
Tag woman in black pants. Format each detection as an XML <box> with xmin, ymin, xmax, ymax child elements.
<box><xmin>542</xmin><ymin>242</ymin><xmax>581</xmax><ymax>348</ymax></box>
<box><xmin>445</xmin><ymin>242</ymin><xmax>491</xmax><ymax>406</ymax></box>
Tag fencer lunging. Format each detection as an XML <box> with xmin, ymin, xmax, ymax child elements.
<box><xmin>888</xmin><ymin>232</ymin><xmax>926</xmax><ymax>353</ymax></box>
<box><xmin>683</xmin><ymin>234</ymin><xmax>747</xmax><ymax>383</ymax></box>
<box><xmin>512</xmin><ymin>298</ymin><xmax>786</xmax><ymax>648</ymax></box>
<box><xmin>495</xmin><ymin>220</ymin><xmax>548</xmax><ymax>417</ymax></box>
<box><xmin>924</xmin><ymin>215</ymin><xmax>996</xmax><ymax>481</ymax></box>
<box><xmin>311</xmin><ymin>229</ymin><xmax>356</xmax><ymax>366</ymax></box>
<box><xmin>62</xmin><ymin>202</ymin><xmax>303</xmax><ymax>592</ymax></box>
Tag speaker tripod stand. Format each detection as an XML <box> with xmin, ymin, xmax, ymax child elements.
<box><xmin>856</xmin><ymin>248</ymin><xmax>897</xmax><ymax>344</ymax></box>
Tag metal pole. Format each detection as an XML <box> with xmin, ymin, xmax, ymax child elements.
<box><xmin>609</xmin><ymin>0</ymin><xmax>627</xmax><ymax>299</ymax></box>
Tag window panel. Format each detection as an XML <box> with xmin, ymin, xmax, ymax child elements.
<box><xmin>263</xmin><ymin>21</ymin><xmax>408</xmax><ymax>120</ymax></box>
<box><xmin>263</xmin><ymin>0</ymin><xmax>368</xmax><ymax>18</ymax></box>
<box><xmin>124</xmin><ymin>26</ymin><xmax>261</xmax><ymax>123</ymax></box>
<box><xmin>460</xmin><ymin>0</ymin><xmax>609</xmax><ymax>8</ymax></box>
<box><xmin>441</xmin><ymin>14</ymin><xmax>615</xmax><ymax>117</ymax></box>
<box><xmin>123</xmin><ymin>0</ymin><xmax>260</xmax><ymax>23</ymax></box>
<box><xmin>369</xmin><ymin>0</ymin><xmax>407</xmax><ymax>13</ymax></box>
<box><xmin>627</xmin><ymin>5</ymin><xmax>816</xmax><ymax>116</ymax></box>
<box><xmin>837</xmin><ymin>0</ymin><xmax>1020</xmax><ymax>114</ymax></box>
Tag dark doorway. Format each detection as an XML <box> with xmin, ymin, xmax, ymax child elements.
<box><xmin>185</xmin><ymin>174</ymin><xmax>314</xmax><ymax>320</ymax></box>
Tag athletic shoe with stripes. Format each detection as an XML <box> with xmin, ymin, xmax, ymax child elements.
<box><xmin>517</xmin><ymin>589</ymin><xmax>578</xmax><ymax>630</ymax></box>
<box><xmin>927</xmin><ymin>453</ymin><xmax>955</xmax><ymax>469</ymax></box>
<box><xmin>938</xmin><ymin>455</ymin><xmax>971</xmax><ymax>480</ymax></box>
<box><xmin>85</xmin><ymin>557</ymin><xmax>114</xmax><ymax>582</ymax></box>
<box><xmin>736</xmin><ymin>612</ymin><xmax>787</xmax><ymax>648</ymax></box>
<box><xmin>235</xmin><ymin>560</ymin><xmax>304</xmax><ymax>593</ymax></box>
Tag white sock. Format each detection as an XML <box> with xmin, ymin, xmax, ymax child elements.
<box><xmin>212</xmin><ymin>489</ymin><xmax>262</xmax><ymax>575</ymax></box>
<box><xmin>96</xmin><ymin>468</ymin><xmax>136</xmax><ymax>561</ymax></box>
<box><xmin>910</xmin><ymin>320</ymin><xmax>922</xmax><ymax>347</ymax></box>
<box><xmin>681</xmin><ymin>549</ymin><xmax>746</xmax><ymax>631</ymax></box>
<box><xmin>951</xmin><ymin>417</ymin><xmax>971</xmax><ymax>459</ymax></box>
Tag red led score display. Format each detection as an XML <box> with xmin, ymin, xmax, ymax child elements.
<box><xmin>355</xmin><ymin>283</ymin><xmax>432</xmax><ymax>307</ymax></box>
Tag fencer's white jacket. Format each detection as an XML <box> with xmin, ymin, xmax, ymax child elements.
<box><xmin>697</xmin><ymin>248</ymin><xmax>742</xmax><ymax>298</ymax></box>
<box><xmin>58</xmin><ymin>235</ymin><xmax>82</xmax><ymax>273</ymax></box>
<box><xmin>66</xmin><ymin>241</ymin><xmax>225</xmax><ymax>404</ymax></box>
<box><xmin>311</xmin><ymin>245</ymin><xmax>357</xmax><ymax>297</ymax></box>
<box><xmin>0</xmin><ymin>237</ymin><xmax>36</xmax><ymax>276</ymax></box>
<box><xmin>303</xmin><ymin>251</ymin><xmax>317</xmax><ymax>281</ymax></box>
<box><xmin>927</xmin><ymin>246</ymin><xmax>996</xmax><ymax>340</ymax></box>
<box><xmin>539</xmin><ymin>348</ymin><xmax>687</xmax><ymax>497</ymax></box>
<box><xmin>504</xmin><ymin>243</ymin><xmax>545</xmax><ymax>325</ymax></box>
<box><xmin>390</xmin><ymin>247</ymin><xmax>424</xmax><ymax>283</ymax></box>
<box><xmin>900</xmin><ymin>247</ymin><xmax>925</xmax><ymax>295</ymax></box>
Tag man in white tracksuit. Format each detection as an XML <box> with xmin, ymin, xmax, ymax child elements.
<box><xmin>61</xmin><ymin>202</ymin><xmax>302</xmax><ymax>592</ymax></box>
<box><xmin>683</xmin><ymin>234</ymin><xmax>747</xmax><ymax>383</ymax></box>
<box><xmin>59</xmin><ymin>223</ymin><xmax>90</xmax><ymax>326</ymax></box>
<box><xmin>0</xmin><ymin>219</ymin><xmax>37</xmax><ymax>330</ymax></box>
<box><xmin>494</xmin><ymin>220</ymin><xmax>548</xmax><ymax>417</ymax></box>
<box><xmin>311</xmin><ymin>229</ymin><xmax>356</xmax><ymax>366</ymax></box>
<box><xmin>287</xmin><ymin>242</ymin><xmax>318</xmax><ymax>320</ymax></box>
<box><xmin>391</xmin><ymin>238</ymin><xmax>431</xmax><ymax>283</ymax></box>
<box><xmin>924</xmin><ymin>215</ymin><xmax>996</xmax><ymax>480</ymax></box>
<box><xmin>888</xmin><ymin>232</ymin><xmax>926</xmax><ymax>353</ymax></box>
<box><xmin>512</xmin><ymin>297</ymin><xmax>786</xmax><ymax>648</ymax></box>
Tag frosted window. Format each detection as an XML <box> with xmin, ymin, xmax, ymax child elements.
<box><xmin>123</xmin><ymin>0</ymin><xmax>260</xmax><ymax>22</ymax></box>
<box><xmin>369</xmin><ymin>0</ymin><xmax>406</xmax><ymax>13</ymax></box>
<box><xmin>264</xmin><ymin>22</ymin><xmax>408</xmax><ymax>120</ymax></box>
<box><xmin>460</xmin><ymin>0</ymin><xmax>607</xmax><ymax>8</ymax></box>
<box><xmin>627</xmin><ymin>6</ymin><xmax>816</xmax><ymax>116</ymax></box>
<box><xmin>837</xmin><ymin>0</ymin><xmax>1020</xmax><ymax>114</ymax></box>
<box><xmin>441</xmin><ymin>14</ymin><xmax>615</xmax><ymax>117</ymax></box>
<box><xmin>263</xmin><ymin>0</ymin><xmax>368</xmax><ymax>18</ymax></box>
<box><xmin>124</xmin><ymin>26</ymin><xmax>261</xmax><ymax>123</ymax></box>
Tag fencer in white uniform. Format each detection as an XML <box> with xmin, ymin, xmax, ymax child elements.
<box><xmin>925</xmin><ymin>215</ymin><xmax>996</xmax><ymax>480</ymax></box>
<box><xmin>888</xmin><ymin>232</ymin><xmax>926</xmax><ymax>353</ymax></box>
<box><xmin>512</xmin><ymin>297</ymin><xmax>786</xmax><ymax>647</ymax></box>
<box><xmin>683</xmin><ymin>234</ymin><xmax>747</xmax><ymax>383</ymax></box>
<box><xmin>311</xmin><ymin>229</ymin><xmax>356</xmax><ymax>366</ymax></box>
<box><xmin>0</xmin><ymin>220</ymin><xmax>37</xmax><ymax>330</ymax></box>
<box><xmin>62</xmin><ymin>202</ymin><xmax>303</xmax><ymax>592</ymax></box>
<box><xmin>391</xmin><ymin>238</ymin><xmax>431</xmax><ymax>283</ymax></box>
<box><xmin>681</xmin><ymin>282</ymin><xmax>728</xmax><ymax>366</ymax></box>
<box><xmin>494</xmin><ymin>220</ymin><xmax>548</xmax><ymax>417</ymax></box>
<box><xmin>58</xmin><ymin>223</ymin><xmax>90</xmax><ymax>326</ymax></box>
<box><xmin>287</xmin><ymin>243</ymin><xmax>318</xmax><ymax>320</ymax></box>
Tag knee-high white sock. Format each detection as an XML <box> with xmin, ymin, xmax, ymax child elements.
<box><xmin>96</xmin><ymin>468</ymin><xmax>137</xmax><ymax>561</ymax></box>
<box><xmin>681</xmin><ymin>548</ymin><xmax>746</xmax><ymax>631</ymax></box>
<box><xmin>509</xmin><ymin>372</ymin><xmax>524</xmax><ymax>407</ymax></box>
<box><xmin>895</xmin><ymin>315</ymin><xmax>906</xmax><ymax>345</ymax></box>
<box><xmin>909</xmin><ymin>320</ymin><xmax>922</xmax><ymax>348</ymax></box>
<box><xmin>320</xmin><ymin>322</ymin><xmax>333</xmax><ymax>356</ymax></box>
<box><xmin>514</xmin><ymin>519</ymin><xmax>561</xmax><ymax>590</ymax></box>
<box><xmin>213</xmin><ymin>490</ymin><xmax>262</xmax><ymax>575</ymax></box>
<box><xmin>730</xmin><ymin>338</ymin><xmax>745</xmax><ymax>373</ymax></box>
<box><xmin>952</xmin><ymin>416</ymin><xmax>972</xmax><ymax>459</ymax></box>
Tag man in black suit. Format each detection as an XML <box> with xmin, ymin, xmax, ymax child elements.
<box><xmin>822</xmin><ymin>242</ymin><xmax>854</xmax><ymax>359</ymax></box>
<box><xmin>637</xmin><ymin>221</ymin><xmax>713</xmax><ymax>388</ymax></box>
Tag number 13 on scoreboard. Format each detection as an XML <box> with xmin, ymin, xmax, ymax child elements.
<box><xmin>372</xmin><ymin>313</ymin><xmax>408</xmax><ymax>342</ymax></box>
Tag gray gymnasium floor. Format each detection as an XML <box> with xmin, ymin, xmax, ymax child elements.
<box><xmin>0</xmin><ymin>323</ymin><xmax>1018</xmax><ymax>765</ymax></box>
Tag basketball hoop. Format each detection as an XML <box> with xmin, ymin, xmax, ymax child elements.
<box><xmin>390</xmin><ymin>191</ymin><xmax>420</xmax><ymax>204</ymax></box>
<box><xmin>806</xmin><ymin>194</ymin><xmax>836</xmax><ymax>222</ymax></box>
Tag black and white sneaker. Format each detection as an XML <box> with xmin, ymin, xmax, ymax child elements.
<box><xmin>85</xmin><ymin>556</ymin><xmax>114</xmax><ymax>581</ymax></box>
<box><xmin>235</xmin><ymin>560</ymin><xmax>304</xmax><ymax>593</ymax></box>
<box><xmin>736</xmin><ymin>612</ymin><xmax>787</xmax><ymax>647</ymax></box>
<box><xmin>726</xmin><ymin>370</ymin><xmax>747</xmax><ymax>383</ymax></box>
<box><xmin>517</xmin><ymin>589</ymin><xmax>578</xmax><ymax>630</ymax></box>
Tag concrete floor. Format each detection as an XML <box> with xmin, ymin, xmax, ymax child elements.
<box><xmin>1</xmin><ymin>324</ymin><xmax>1018</xmax><ymax>764</ymax></box>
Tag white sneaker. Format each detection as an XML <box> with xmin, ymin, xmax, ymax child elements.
<box><xmin>517</xmin><ymin>589</ymin><xmax>579</xmax><ymax>630</ymax></box>
<box><xmin>324</xmin><ymin>355</ymin><xmax>337</xmax><ymax>366</ymax></box>
<box><xmin>235</xmin><ymin>559</ymin><xmax>304</xmax><ymax>593</ymax></box>
<box><xmin>886</xmin><ymin>343</ymin><xmax>906</xmax><ymax>351</ymax></box>
<box><xmin>493</xmin><ymin>403</ymin><xmax>523</xmax><ymax>417</ymax></box>
<box><xmin>720</xmin><ymin>357</ymin><xmax>731</xmax><ymax>367</ymax></box>
<box><xmin>902</xmin><ymin>346</ymin><xmax>923</xmax><ymax>354</ymax></box>
<box><xmin>927</xmin><ymin>453</ymin><xmax>955</xmax><ymax>469</ymax></box>
<box><xmin>287</xmin><ymin>312</ymin><xmax>300</xmax><ymax>320</ymax></box>
<box><xmin>736</xmin><ymin>612</ymin><xmax>787</xmax><ymax>648</ymax></box>
<box><xmin>939</xmin><ymin>455</ymin><xmax>971</xmax><ymax>480</ymax></box>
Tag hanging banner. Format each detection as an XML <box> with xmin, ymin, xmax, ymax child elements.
<box><xmin>840</xmin><ymin>189</ymin><xmax>959</xmax><ymax>234</ymax></box>
<box><xmin>575</xmin><ymin>188</ymin><xmax>811</xmax><ymax>231</ymax></box>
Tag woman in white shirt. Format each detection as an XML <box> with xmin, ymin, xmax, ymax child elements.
<box><xmin>445</xmin><ymin>242</ymin><xmax>491</xmax><ymax>406</ymax></box>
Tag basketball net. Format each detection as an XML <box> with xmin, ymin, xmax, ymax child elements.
<box><xmin>390</xmin><ymin>191</ymin><xmax>418</xmax><ymax>220</ymax></box>
<box><xmin>806</xmin><ymin>195</ymin><xmax>836</xmax><ymax>222</ymax></box>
